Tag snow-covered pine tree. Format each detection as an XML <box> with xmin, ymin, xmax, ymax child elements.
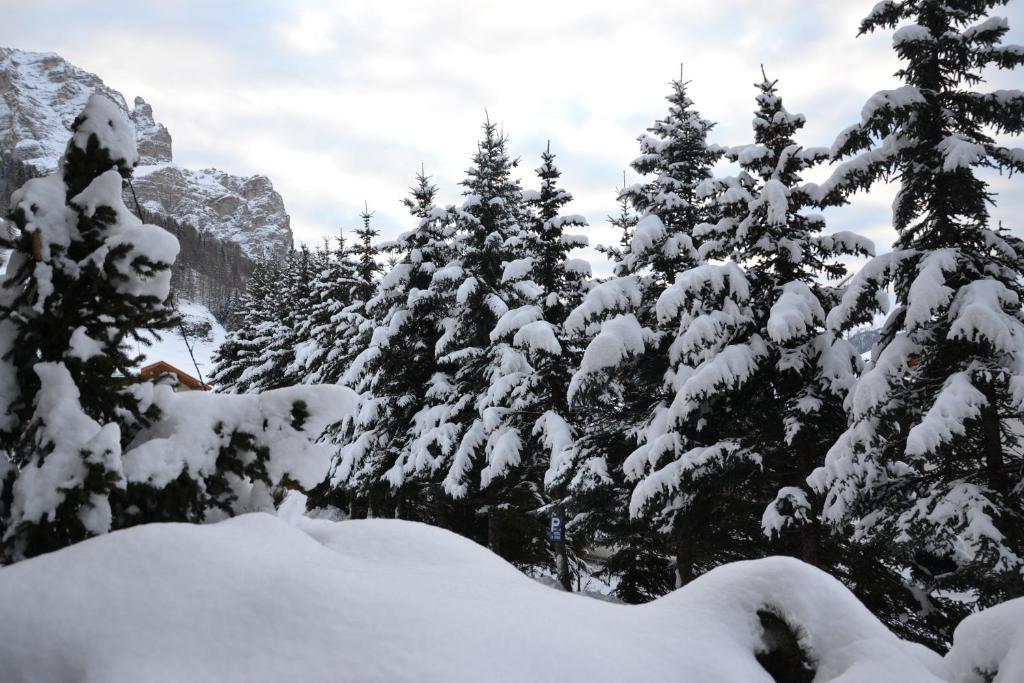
<box><xmin>324</xmin><ymin>206</ymin><xmax>382</xmax><ymax>390</ymax></box>
<box><xmin>352</xmin><ymin>203</ymin><xmax>382</xmax><ymax>304</ymax></box>
<box><xmin>327</xmin><ymin>170</ymin><xmax>458</xmax><ymax>521</ymax></box>
<box><xmin>209</xmin><ymin>246</ymin><xmax>309</xmax><ymax>395</ymax></box>
<box><xmin>408</xmin><ymin>117</ymin><xmax>544</xmax><ymax>561</ymax></box>
<box><xmin>302</xmin><ymin>207</ymin><xmax>382</xmax><ymax>514</ymax></box>
<box><xmin>287</xmin><ymin>236</ymin><xmax>362</xmax><ymax>385</ymax></box>
<box><xmin>248</xmin><ymin>246</ymin><xmax>320</xmax><ymax>393</ymax></box>
<box><xmin>243</xmin><ymin>245</ymin><xmax>315</xmax><ymax>392</ymax></box>
<box><xmin>285</xmin><ymin>241</ymin><xmax>333</xmax><ymax>384</ymax></box>
<box><xmin>806</xmin><ymin>0</ymin><xmax>1024</xmax><ymax>637</ymax></box>
<box><xmin>595</xmin><ymin>173</ymin><xmax>638</xmax><ymax>264</ymax></box>
<box><xmin>0</xmin><ymin>94</ymin><xmax>179</xmax><ymax>559</ymax></box>
<box><xmin>219</xmin><ymin>290</ymin><xmax>246</xmax><ymax>331</ymax></box>
<box><xmin>475</xmin><ymin>143</ymin><xmax>592</xmax><ymax>587</ymax></box>
<box><xmin>209</xmin><ymin>257</ymin><xmax>284</xmax><ymax>392</ymax></box>
<box><xmin>564</xmin><ymin>75</ymin><xmax>721</xmax><ymax>598</ymax></box>
<box><xmin>622</xmin><ymin>71</ymin><xmax>879</xmax><ymax>595</ymax></box>
<box><xmin>617</xmin><ymin>73</ymin><xmax>723</xmax><ymax>280</ymax></box>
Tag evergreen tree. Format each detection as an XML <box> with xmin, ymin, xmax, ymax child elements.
<box><xmin>208</xmin><ymin>255</ymin><xmax>286</xmax><ymax>395</ymax></box>
<box><xmin>330</xmin><ymin>206</ymin><xmax>383</xmax><ymax>390</ymax></box>
<box><xmin>288</xmin><ymin>237</ymin><xmax>362</xmax><ymax>385</ymax></box>
<box><xmin>239</xmin><ymin>245</ymin><xmax>314</xmax><ymax>393</ymax></box>
<box><xmin>596</xmin><ymin>173</ymin><xmax>638</xmax><ymax>264</ymax></box>
<box><xmin>617</xmin><ymin>73</ymin><xmax>723</xmax><ymax>279</ymax></box>
<box><xmin>329</xmin><ymin>169</ymin><xmax>457</xmax><ymax>521</ymax></box>
<box><xmin>353</xmin><ymin>203</ymin><xmax>382</xmax><ymax>303</ymax></box>
<box><xmin>406</xmin><ymin>117</ymin><xmax>539</xmax><ymax>561</ymax></box>
<box><xmin>565</xmin><ymin>75</ymin><xmax>721</xmax><ymax>597</ymax></box>
<box><xmin>214</xmin><ymin>245</ymin><xmax>322</xmax><ymax>394</ymax></box>
<box><xmin>480</xmin><ymin>144</ymin><xmax>592</xmax><ymax>586</ymax></box>
<box><xmin>807</xmin><ymin>1</ymin><xmax>1024</xmax><ymax>643</ymax></box>
<box><xmin>623</xmin><ymin>71</ymin><xmax>874</xmax><ymax>591</ymax></box>
<box><xmin>0</xmin><ymin>94</ymin><xmax>179</xmax><ymax>559</ymax></box>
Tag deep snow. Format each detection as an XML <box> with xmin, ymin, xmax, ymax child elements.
<box><xmin>1</xmin><ymin>508</ymin><xmax>1020</xmax><ymax>682</ymax></box>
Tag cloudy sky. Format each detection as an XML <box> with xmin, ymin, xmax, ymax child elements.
<box><xmin>8</xmin><ymin>0</ymin><xmax>1023</xmax><ymax>272</ymax></box>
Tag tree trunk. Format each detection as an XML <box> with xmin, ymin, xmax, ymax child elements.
<box><xmin>980</xmin><ymin>401</ymin><xmax>1007</xmax><ymax>495</ymax></box>
<box><xmin>553</xmin><ymin>505</ymin><xmax>572</xmax><ymax>591</ymax></box>
<box><xmin>675</xmin><ymin>535</ymin><xmax>695</xmax><ymax>587</ymax></box>
<box><xmin>800</xmin><ymin>521</ymin><xmax>821</xmax><ymax>568</ymax></box>
<box><xmin>487</xmin><ymin>507</ymin><xmax>502</xmax><ymax>557</ymax></box>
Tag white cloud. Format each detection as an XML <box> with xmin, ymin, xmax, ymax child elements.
<box><xmin>278</xmin><ymin>8</ymin><xmax>338</xmax><ymax>55</ymax></box>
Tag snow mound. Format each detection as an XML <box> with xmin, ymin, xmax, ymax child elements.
<box><xmin>1</xmin><ymin>512</ymin><xmax>1011</xmax><ymax>681</ymax></box>
<box><xmin>945</xmin><ymin>597</ymin><xmax>1024</xmax><ymax>683</ymax></box>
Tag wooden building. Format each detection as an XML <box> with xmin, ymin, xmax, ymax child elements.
<box><xmin>140</xmin><ymin>361</ymin><xmax>211</xmax><ymax>392</ymax></box>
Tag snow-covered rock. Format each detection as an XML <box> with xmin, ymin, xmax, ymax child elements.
<box><xmin>3</xmin><ymin>511</ymin><xmax>1012</xmax><ymax>682</ymax></box>
<box><xmin>130</xmin><ymin>163</ymin><xmax>291</xmax><ymax>261</ymax></box>
<box><xmin>130</xmin><ymin>96</ymin><xmax>172</xmax><ymax>165</ymax></box>
<box><xmin>0</xmin><ymin>49</ymin><xmax>122</xmax><ymax>174</ymax></box>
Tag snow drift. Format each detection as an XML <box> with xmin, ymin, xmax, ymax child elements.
<box><xmin>0</xmin><ymin>512</ymin><xmax>1019</xmax><ymax>682</ymax></box>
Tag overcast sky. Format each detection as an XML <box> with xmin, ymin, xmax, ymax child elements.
<box><xmin>7</xmin><ymin>0</ymin><xmax>1023</xmax><ymax>273</ymax></box>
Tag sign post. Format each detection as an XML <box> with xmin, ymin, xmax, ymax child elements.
<box><xmin>549</xmin><ymin>505</ymin><xmax>571</xmax><ymax>591</ymax></box>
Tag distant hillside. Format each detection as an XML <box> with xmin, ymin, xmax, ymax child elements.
<box><xmin>847</xmin><ymin>327</ymin><xmax>881</xmax><ymax>356</ymax></box>
<box><xmin>0</xmin><ymin>47</ymin><xmax>293</xmax><ymax>321</ymax></box>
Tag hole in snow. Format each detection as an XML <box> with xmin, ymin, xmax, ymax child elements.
<box><xmin>755</xmin><ymin>609</ymin><xmax>815</xmax><ymax>683</ymax></box>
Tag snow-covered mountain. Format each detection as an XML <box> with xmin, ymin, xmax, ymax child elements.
<box><xmin>848</xmin><ymin>327</ymin><xmax>881</xmax><ymax>355</ymax></box>
<box><xmin>0</xmin><ymin>47</ymin><xmax>293</xmax><ymax>319</ymax></box>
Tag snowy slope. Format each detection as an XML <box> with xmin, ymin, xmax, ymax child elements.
<box><xmin>135</xmin><ymin>300</ymin><xmax>226</xmax><ymax>384</ymax></box>
<box><xmin>0</xmin><ymin>510</ymin><xmax>1017</xmax><ymax>682</ymax></box>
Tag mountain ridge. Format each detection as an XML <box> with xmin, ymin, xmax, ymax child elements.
<box><xmin>0</xmin><ymin>47</ymin><xmax>293</xmax><ymax>319</ymax></box>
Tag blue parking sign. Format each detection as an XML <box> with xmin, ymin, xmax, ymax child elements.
<box><xmin>549</xmin><ymin>510</ymin><xmax>564</xmax><ymax>542</ymax></box>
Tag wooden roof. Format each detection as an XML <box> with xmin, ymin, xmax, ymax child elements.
<box><xmin>140</xmin><ymin>360</ymin><xmax>211</xmax><ymax>391</ymax></box>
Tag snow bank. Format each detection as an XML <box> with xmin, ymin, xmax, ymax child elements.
<box><xmin>2</xmin><ymin>511</ymin><xmax>1011</xmax><ymax>682</ymax></box>
<box><xmin>945</xmin><ymin>597</ymin><xmax>1024</xmax><ymax>683</ymax></box>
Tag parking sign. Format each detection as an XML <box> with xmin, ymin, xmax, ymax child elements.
<box><xmin>549</xmin><ymin>510</ymin><xmax>564</xmax><ymax>542</ymax></box>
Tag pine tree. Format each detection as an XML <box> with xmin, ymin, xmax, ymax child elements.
<box><xmin>596</xmin><ymin>173</ymin><xmax>638</xmax><ymax>264</ymax></box>
<box><xmin>210</xmin><ymin>257</ymin><xmax>287</xmax><ymax>394</ymax></box>
<box><xmin>808</xmin><ymin>1</ymin><xmax>1024</xmax><ymax>644</ymax></box>
<box><xmin>353</xmin><ymin>203</ymin><xmax>382</xmax><ymax>304</ymax></box>
<box><xmin>328</xmin><ymin>206</ymin><xmax>383</xmax><ymax>390</ymax></box>
<box><xmin>477</xmin><ymin>143</ymin><xmax>592</xmax><ymax>586</ymax></box>
<box><xmin>288</xmin><ymin>237</ymin><xmax>362</xmax><ymax>385</ymax></box>
<box><xmin>232</xmin><ymin>246</ymin><xmax>312</xmax><ymax>393</ymax></box>
<box><xmin>328</xmin><ymin>169</ymin><xmax>457</xmax><ymax>521</ymax></box>
<box><xmin>209</xmin><ymin>257</ymin><xmax>284</xmax><ymax>392</ymax></box>
<box><xmin>565</xmin><ymin>75</ymin><xmax>721</xmax><ymax>597</ymax></box>
<box><xmin>618</xmin><ymin>73</ymin><xmax>722</xmax><ymax>279</ymax></box>
<box><xmin>402</xmin><ymin>117</ymin><xmax>541</xmax><ymax>561</ymax></box>
<box><xmin>622</xmin><ymin>71</ymin><xmax>876</xmax><ymax>592</ymax></box>
<box><xmin>0</xmin><ymin>94</ymin><xmax>179</xmax><ymax>559</ymax></box>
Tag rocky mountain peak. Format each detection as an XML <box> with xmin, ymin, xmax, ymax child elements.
<box><xmin>0</xmin><ymin>47</ymin><xmax>125</xmax><ymax>171</ymax></box>
<box><xmin>0</xmin><ymin>47</ymin><xmax>294</xmax><ymax>319</ymax></box>
<box><xmin>131</xmin><ymin>96</ymin><xmax>172</xmax><ymax>164</ymax></box>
